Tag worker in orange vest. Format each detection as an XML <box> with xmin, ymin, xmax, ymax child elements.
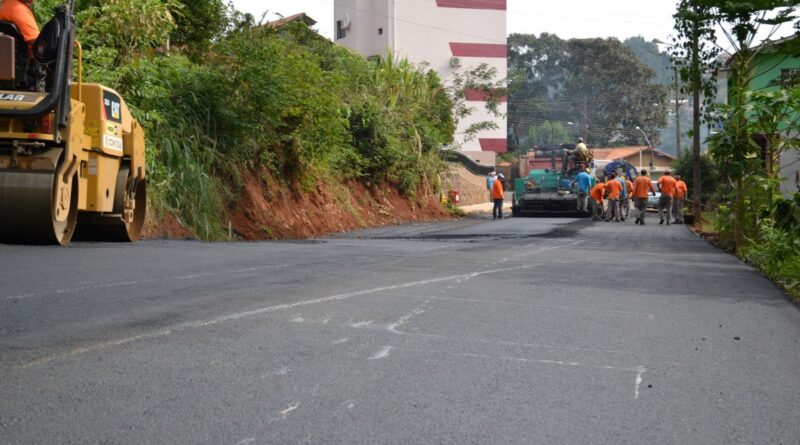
<box><xmin>631</xmin><ymin>169</ymin><xmax>657</xmax><ymax>225</ymax></box>
<box><xmin>0</xmin><ymin>0</ymin><xmax>39</xmax><ymax>49</ymax></box>
<box><xmin>604</xmin><ymin>173</ymin><xmax>623</xmax><ymax>222</ymax></box>
<box><xmin>590</xmin><ymin>180</ymin><xmax>606</xmax><ymax>221</ymax></box>
<box><xmin>673</xmin><ymin>174</ymin><xmax>688</xmax><ymax>224</ymax></box>
<box><xmin>657</xmin><ymin>170</ymin><xmax>678</xmax><ymax>225</ymax></box>
<box><xmin>492</xmin><ymin>173</ymin><xmax>505</xmax><ymax>220</ymax></box>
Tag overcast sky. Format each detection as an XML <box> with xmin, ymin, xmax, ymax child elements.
<box><xmin>240</xmin><ymin>1</ymin><xmax>794</xmax><ymax>51</ymax></box>
<box><xmin>243</xmin><ymin>1</ymin><xmax>678</xmax><ymax>42</ymax></box>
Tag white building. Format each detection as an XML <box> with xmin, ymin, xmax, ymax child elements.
<box><xmin>333</xmin><ymin>0</ymin><xmax>507</xmax><ymax>165</ymax></box>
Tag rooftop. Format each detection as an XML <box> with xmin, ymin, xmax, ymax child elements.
<box><xmin>592</xmin><ymin>146</ymin><xmax>675</xmax><ymax>161</ymax></box>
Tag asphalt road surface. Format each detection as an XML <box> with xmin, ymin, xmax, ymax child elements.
<box><xmin>2</xmin><ymin>214</ymin><xmax>800</xmax><ymax>444</ymax></box>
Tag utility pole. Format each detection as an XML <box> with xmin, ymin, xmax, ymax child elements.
<box><xmin>690</xmin><ymin>16</ymin><xmax>702</xmax><ymax>221</ymax></box>
<box><xmin>674</xmin><ymin>65</ymin><xmax>681</xmax><ymax>155</ymax></box>
<box><xmin>582</xmin><ymin>95</ymin><xmax>588</xmax><ymax>140</ymax></box>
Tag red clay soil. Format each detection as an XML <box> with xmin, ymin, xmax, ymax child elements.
<box><xmin>229</xmin><ymin>170</ymin><xmax>450</xmax><ymax>240</ymax></box>
<box><xmin>141</xmin><ymin>212</ymin><xmax>195</xmax><ymax>240</ymax></box>
<box><xmin>144</xmin><ymin>169</ymin><xmax>452</xmax><ymax>241</ymax></box>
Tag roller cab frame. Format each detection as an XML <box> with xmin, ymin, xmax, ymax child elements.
<box><xmin>0</xmin><ymin>4</ymin><xmax>146</xmax><ymax>245</ymax></box>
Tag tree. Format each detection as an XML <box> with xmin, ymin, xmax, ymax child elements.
<box><xmin>508</xmin><ymin>34</ymin><xmax>668</xmax><ymax>149</ymax></box>
<box><xmin>674</xmin><ymin>0</ymin><xmax>799</xmax><ymax>247</ymax></box>
<box><xmin>169</xmin><ymin>0</ymin><xmax>229</xmax><ymax>58</ymax></box>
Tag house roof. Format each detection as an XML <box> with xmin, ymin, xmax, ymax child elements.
<box><xmin>592</xmin><ymin>146</ymin><xmax>675</xmax><ymax>161</ymax></box>
<box><xmin>724</xmin><ymin>34</ymin><xmax>799</xmax><ymax>67</ymax></box>
<box><xmin>265</xmin><ymin>13</ymin><xmax>317</xmax><ymax>29</ymax></box>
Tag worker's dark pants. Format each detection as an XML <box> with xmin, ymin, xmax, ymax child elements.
<box><xmin>658</xmin><ymin>195</ymin><xmax>673</xmax><ymax>223</ymax></box>
<box><xmin>672</xmin><ymin>198</ymin><xmax>684</xmax><ymax>222</ymax></box>
<box><xmin>577</xmin><ymin>191</ymin><xmax>589</xmax><ymax>212</ymax></box>
<box><xmin>593</xmin><ymin>200</ymin><xmax>604</xmax><ymax>220</ymax></box>
<box><xmin>634</xmin><ymin>198</ymin><xmax>648</xmax><ymax>223</ymax></box>
<box><xmin>493</xmin><ymin>199</ymin><xmax>503</xmax><ymax>219</ymax></box>
<box><xmin>606</xmin><ymin>199</ymin><xmax>620</xmax><ymax>221</ymax></box>
<box><xmin>621</xmin><ymin>197</ymin><xmax>630</xmax><ymax>219</ymax></box>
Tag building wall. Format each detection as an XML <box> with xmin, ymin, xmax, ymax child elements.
<box><xmin>334</xmin><ymin>0</ymin><xmax>507</xmax><ymax>163</ymax></box>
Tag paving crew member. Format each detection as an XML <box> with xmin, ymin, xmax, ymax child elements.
<box><xmin>590</xmin><ymin>179</ymin><xmax>606</xmax><ymax>221</ymax></box>
<box><xmin>492</xmin><ymin>173</ymin><xmax>505</xmax><ymax>220</ymax></box>
<box><xmin>673</xmin><ymin>174</ymin><xmax>688</xmax><ymax>224</ymax></box>
<box><xmin>616</xmin><ymin>174</ymin><xmax>629</xmax><ymax>221</ymax></box>
<box><xmin>657</xmin><ymin>170</ymin><xmax>677</xmax><ymax>225</ymax></box>
<box><xmin>631</xmin><ymin>169</ymin><xmax>656</xmax><ymax>225</ymax></box>
<box><xmin>604</xmin><ymin>173</ymin><xmax>622</xmax><ymax>222</ymax></box>
<box><xmin>486</xmin><ymin>171</ymin><xmax>496</xmax><ymax>203</ymax></box>
<box><xmin>0</xmin><ymin>0</ymin><xmax>39</xmax><ymax>49</ymax></box>
<box><xmin>623</xmin><ymin>177</ymin><xmax>633</xmax><ymax>221</ymax></box>
<box><xmin>572</xmin><ymin>168</ymin><xmax>592</xmax><ymax>213</ymax></box>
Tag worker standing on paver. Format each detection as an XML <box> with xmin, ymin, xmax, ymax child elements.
<box><xmin>673</xmin><ymin>174</ymin><xmax>688</xmax><ymax>224</ymax></box>
<box><xmin>631</xmin><ymin>169</ymin><xmax>656</xmax><ymax>225</ymax></box>
<box><xmin>590</xmin><ymin>179</ymin><xmax>606</xmax><ymax>221</ymax></box>
<box><xmin>657</xmin><ymin>170</ymin><xmax>677</xmax><ymax>225</ymax></box>
<box><xmin>492</xmin><ymin>173</ymin><xmax>505</xmax><ymax>220</ymax></box>
<box><xmin>486</xmin><ymin>171</ymin><xmax>497</xmax><ymax>203</ymax></box>
<box><xmin>573</xmin><ymin>168</ymin><xmax>592</xmax><ymax>213</ymax></box>
<box><xmin>604</xmin><ymin>173</ymin><xmax>622</xmax><ymax>222</ymax></box>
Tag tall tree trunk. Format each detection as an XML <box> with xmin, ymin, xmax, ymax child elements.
<box><xmin>691</xmin><ymin>19</ymin><xmax>702</xmax><ymax>223</ymax></box>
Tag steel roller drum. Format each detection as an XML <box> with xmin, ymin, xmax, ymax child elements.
<box><xmin>73</xmin><ymin>166</ymin><xmax>146</xmax><ymax>242</ymax></box>
<box><xmin>0</xmin><ymin>170</ymin><xmax>77</xmax><ymax>245</ymax></box>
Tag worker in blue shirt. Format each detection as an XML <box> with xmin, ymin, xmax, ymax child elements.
<box><xmin>486</xmin><ymin>171</ymin><xmax>496</xmax><ymax>203</ymax></box>
<box><xmin>573</xmin><ymin>168</ymin><xmax>592</xmax><ymax>213</ymax></box>
<box><xmin>617</xmin><ymin>174</ymin><xmax>629</xmax><ymax>221</ymax></box>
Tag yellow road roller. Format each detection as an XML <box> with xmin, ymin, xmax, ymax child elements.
<box><xmin>0</xmin><ymin>4</ymin><xmax>146</xmax><ymax>245</ymax></box>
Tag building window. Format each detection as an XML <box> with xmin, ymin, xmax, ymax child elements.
<box><xmin>780</xmin><ymin>68</ymin><xmax>800</xmax><ymax>87</ymax></box>
<box><xmin>336</xmin><ymin>20</ymin><xmax>346</xmax><ymax>39</ymax></box>
<box><xmin>378</xmin><ymin>28</ymin><xmax>383</xmax><ymax>35</ymax></box>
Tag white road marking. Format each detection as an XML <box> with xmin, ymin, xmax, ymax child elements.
<box><xmin>332</xmin><ymin>338</ymin><xmax>349</xmax><ymax>344</ymax></box>
<box><xmin>368</xmin><ymin>346</ymin><xmax>394</xmax><ymax>360</ymax></box>
<box><xmin>386</xmin><ymin>299</ymin><xmax>430</xmax><ymax>333</ymax></box>
<box><xmin>422</xmin><ymin>295</ymin><xmax>655</xmax><ymax>320</ymax></box>
<box><xmin>17</xmin><ymin>244</ymin><xmax>582</xmax><ymax>369</ymax></box>
<box><xmin>634</xmin><ymin>366</ymin><xmax>647</xmax><ymax>399</ymax></box>
<box><xmin>280</xmin><ymin>402</ymin><xmax>300</xmax><ymax>418</ymax></box>
<box><xmin>3</xmin><ymin>265</ymin><xmax>288</xmax><ymax>301</ymax></box>
<box><xmin>291</xmin><ymin>317</ymin><xmax>304</xmax><ymax>323</ymax></box>
<box><xmin>233</xmin><ymin>438</ymin><xmax>255</xmax><ymax>445</ymax></box>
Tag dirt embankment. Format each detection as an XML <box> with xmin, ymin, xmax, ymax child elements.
<box><xmin>143</xmin><ymin>169</ymin><xmax>452</xmax><ymax>241</ymax></box>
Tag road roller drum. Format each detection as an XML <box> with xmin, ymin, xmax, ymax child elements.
<box><xmin>0</xmin><ymin>3</ymin><xmax>146</xmax><ymax>245</ymax></box>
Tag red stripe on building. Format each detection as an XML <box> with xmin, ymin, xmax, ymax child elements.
<box><xmin>436</xmin><ymin>0</ymin><xmax>506</xmax><ymax>10</ymax></box>
<box><xmin>479</xmin><ymin>138</ymin><xmax>507</xmax><ymax>153</ymax></box>
<box><xmin>450</xmin><ymin>43</ymin><xmax>507</xmax><ymax>58</ymax></box>
<box><xmin>465</xmin><ymin>88</ymin><xmax>507</xmax><ymax>102</ymax></box>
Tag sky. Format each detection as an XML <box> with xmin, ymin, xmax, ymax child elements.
<box><xmin>244</xmin><ymin>0</ymin><xmax>680</xmax><ymax>42</ymax></box>
<box><xmin>238</xmin><ymin>1</ymin><xmax>796</xmax><ymax>52</ymax></box>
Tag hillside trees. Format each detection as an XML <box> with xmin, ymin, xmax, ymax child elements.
<box><xmin>508</xmin><ymin>33</ymin><xmax>668</xmax><ymax>149</ymax></box>
<box><xmin>30</xmin><ymin>2</ymin><xmax>456</xmax><ymax>238</ymax></box>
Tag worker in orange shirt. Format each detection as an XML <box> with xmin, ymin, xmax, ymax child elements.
<box><xmin>492</xmin><ymin>173</ymin><xmax>505</xmax><ymax>220</ymax></box>
<box><xmin>0</xmin><ymin>0</ymin><xmax>39</xmax><ymax>48</ymax></box>
<box><xmin>622</xmin><ymin>176</ymin><xmax>634</xmax><ymax>221</ymax></box>
<box><xmin>673</xmin><ymin>174</ymin><xmax>688</xmax><ymax>224</ymax></box>
<box><xmin>604</xmin><ymin>173</ymin><xmax>623</xmax><ymax>222</ymax></box>
<box><xmin>590</xmin><ymin>179</ymin><xmax>606</xmax><ymax>221</ymax></box>
<box><xmin>657</xmin><ymin>170</ymin><xmax>678</xmax><ymax>225</ymax></box>
<box><xmin>631</xmin><ymin>169</ymin><xmax>657</xmax><ymax>225</ymax></box>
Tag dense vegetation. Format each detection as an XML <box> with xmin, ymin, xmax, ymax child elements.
<box><xmin>33</xmin><ymin>0</ymin><xmax>456</xmax><ymax>239</ymax></box>
<box><xmin>672</xmin><ymin>0</ymin><xmax>800</xmax><ymax>298</ymax></box>
<box><xmin>507</xmin><ymin>33</ymin><xmax>668</xmax><ymax>150</ymax></box>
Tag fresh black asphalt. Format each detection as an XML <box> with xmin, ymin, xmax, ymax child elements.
<box><xmin>1</xmin><ymin>214</ymin><xmax>799</xmax><ymax>444</ymax></box>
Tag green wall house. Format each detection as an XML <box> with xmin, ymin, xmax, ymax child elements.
<box><xmin>722</xmin><ymin>35</ymin><xmax>800</xmax><ymax>196</ymax></box>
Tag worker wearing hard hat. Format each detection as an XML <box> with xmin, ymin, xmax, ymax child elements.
<box><xmin>0</xmin><ymin>0</ymin><xmax>39</xmax><ymax>48</ymax></box>
<box><xmin>491</xmin><ymin>173</ymin><xmax>505</xmax><ymax>220</ymax></box>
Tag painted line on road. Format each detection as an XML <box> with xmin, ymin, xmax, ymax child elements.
<box><xmin>18</xmin><ymin>243</ymin><xmax>584</xmax><ymax>370</ymax></box>
<box><xmin>4</xmin><ymin>264</ymin><xmax>288</xmax><ymax>301</ymax></box>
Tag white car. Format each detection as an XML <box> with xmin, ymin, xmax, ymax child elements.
<box><xmin>646</xmin><ymin>181</ymin><xmax>661</xmax><ymax>209</ymax></box>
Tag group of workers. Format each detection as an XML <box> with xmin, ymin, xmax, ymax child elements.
<box><xmin>588</xmin><ymin>169</ymin><xmax>687</xmax><ymax>225</ymax></box>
